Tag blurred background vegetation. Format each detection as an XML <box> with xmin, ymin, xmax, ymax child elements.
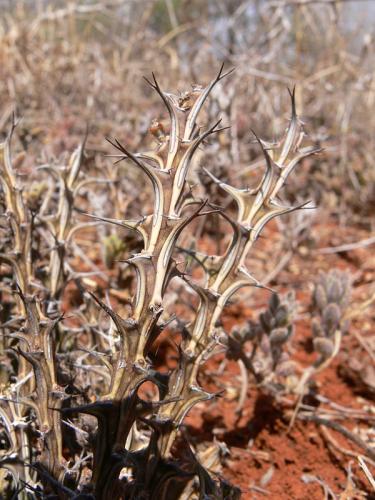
<box><xmin>1</xmin><ymin>0</ymin><xmax>374</xmax><ymax>223</ymax></box>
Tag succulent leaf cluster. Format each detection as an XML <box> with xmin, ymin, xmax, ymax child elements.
<box><xmin>311</xmin><ymin>270</ymin><xmax>351</xmax><ymax>362</ymax></box>
<box><xmin>227</xmin><ymin>292</ymin><xmax>297</xmax><ymax>396</ymax></box>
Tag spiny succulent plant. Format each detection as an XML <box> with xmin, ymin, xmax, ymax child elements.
<box><xmin>0</xmin><ymin>67</ymin><xmax>320</xmax><ymax>498</ymax></box>
<box><xmin>0</xmin><ymin>118</ymin><xmax>87</xmax><ymax>497</ymax></box>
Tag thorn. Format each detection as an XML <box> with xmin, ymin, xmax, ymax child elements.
<box><xmin>287</xmin><ymin>85</ymin><xmax>297</xmax><ymax>118</ymax></box>
<box><xmin>217</xmin><ymin>62</ymin><xmax>236</xmax><ymax>81</ymax></box>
